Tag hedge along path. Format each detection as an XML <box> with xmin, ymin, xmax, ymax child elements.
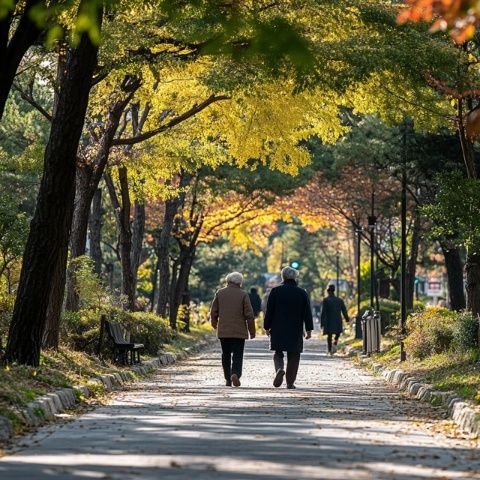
<box><xmin>1</xmin><ymin>337</ymin><xmax>479</xmax><ymax>480</ymax></box>
<box><xmin>0</xmin><ymin>337</ymin><xmax>214</xmax><ymax>445</ymax></box>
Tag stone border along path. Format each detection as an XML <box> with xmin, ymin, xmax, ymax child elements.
<box><xmin>0</xmin><ymin>336</ymin><xmax>214</xmax><ymax>443</ymax></box>
<box><xmin>0</xmin><ymin>336</ymin><xmax>479</xmax><ymax>480</ymax></box>
<box><xmin>347</xmin><ymin>347</ymin><xmax>480</xmax><ymax>438</ymax></box>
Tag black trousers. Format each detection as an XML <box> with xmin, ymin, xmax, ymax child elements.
<box><xmin>273</xmin><ymin>351</ymin><xmax>301</xmax><ymax>386</ymax></box>
<box><xmin>220</xmin><ymin>338</ymin><xmax>245</xmax><ymax>380</ymax></box>
<box><xmin>327</xmin><ymin>333</ymin><xmax>340</xmax><ymax>352</ymax></box>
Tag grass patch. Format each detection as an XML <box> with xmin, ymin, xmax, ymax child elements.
<box><xmin>162</xmin><ymin>324</ymin><xmax>213</xmax><ymax>353</ymax></box>
<box><xmin>348</xmin><ymin>333</ymin><xmax>480</xmax><ymax>404</ymax></box>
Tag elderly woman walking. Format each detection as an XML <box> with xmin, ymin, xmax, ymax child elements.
<box><xmin>264</xmin><ymin>266</ymin><xmax>313</xmax><ymax>389</ymax></box>
<box><xmin>210</xmin><ymin>272</ymin><xmax>256</xmax><ymax>387</ymax></box>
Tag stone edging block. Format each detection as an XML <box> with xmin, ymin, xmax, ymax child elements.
<box><xmin>354</xmin><ymin>350</ymin><xmax>480</xmax><ymax>438</ymax></box>
<box><xmin>0</xmin><ymin>335</ymin><xmax>215</xmax><ymax>443</ymax></box>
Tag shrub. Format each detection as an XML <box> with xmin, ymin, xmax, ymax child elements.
<box><xmin>190</xmin><ymin>302</ymin><xmax>210</xmax><ymax>326</ymax></box>
<box><xmin>114</xmin><ymin>310</ymin><xmax>173</xmax><ymax>355</ymax></box>
<box><xmin>61</xmin><ymin>309</ymin><xmax>102</xmax><ymax>353</ymax></box>
<box><xmin>452</xmin><ymin>311</ymin><xmax>479</xmax><ymax>352</ymax></box>
<box><xmin>0</xmin><ymin>292</ymin><xmax>14</xmax><ymax>339</ymax></box>
<box><xmin>348</xmin><ymin>298</ymin><xmax>410</xmax><ymax>332</ymax></box>
<box><xmin>73</xmin><ymin>256</ymin><xmax>120</xmax><ymax>310</ymax></box>
<box><xmin>61</xmin><ymin>307</ymin><xmax>172</xmax><ymax>357</ymax></box>
<box><xmin>405</xmin><ymin>307</ymin><xmax>462</xmax><ymax>359</ymax></box>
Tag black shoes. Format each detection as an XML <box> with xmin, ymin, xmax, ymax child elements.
<box><xmin>231</xmin><ymin>373</ymin><xmax>241</xmax><ymax>387</ymax></box>
<box><xmin>226</xmin><ymin>380</ymin><xmax>232</xmax><ymax>387</ymax></box>
<box><xmin>287</xmin><ymin>384</ymin><xmax>296</xmax><ymax>389</ymax></box>
<box><xmin>273</xmin><ymin>368</ymin><xmax>285</xmax><ymax>388</ymax></box>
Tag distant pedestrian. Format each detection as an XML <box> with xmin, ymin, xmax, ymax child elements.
<box><xmin>261</xmin><ymin>288</ymin><xmax>271</xmax><ymax>314</ymax></box>
<box><xmin>210</xmin><ymin>272</ymin><xmax>256</xmax><ymax>387</ymax></box>
<box><xmin>249</xmin><ymin>287</ymin><xmax>262</xmax><ymax>317</ymax></box>
<box><xmin>264</xmin><ymin>266</ymin><xmax>313</xmax><ymax>389</ymax></box>
<box><xmin>320</xmin><ymin>284</ymin><xmax>349</xmax><ymax>355</ymax></box>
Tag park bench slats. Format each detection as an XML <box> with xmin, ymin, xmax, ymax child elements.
<box><xmin>98</xmin><ymin>315</ymin><xmax>144</xmax><ymax>365</ymax></box>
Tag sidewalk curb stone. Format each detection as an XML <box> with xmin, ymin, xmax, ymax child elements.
<box><xmin>0</xmin><ymin>336</ymin><xmax>215</xmax><ymax>443</ymax></box>
<box><xmin>350</xmin><ymin>349</ymin><xmax>480</xmax><ymax>437</ymax></box>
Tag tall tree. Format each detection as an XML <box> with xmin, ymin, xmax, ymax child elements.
<box><xmin>5</xmin><ymin>5</ymin><xmax>102</xmax><ymax>365</ymax></box>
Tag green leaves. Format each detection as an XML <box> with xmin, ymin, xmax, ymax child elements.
<box><xmin>158</xmin><ymin>0</ymin><xmax>315</xmax><ymax>77</ymax></box>
<box><xmin>0</xmin><ymin>0</ymin><xmax>14</xmax><ymax>19</ymax></box>
<box><xmin>423</xmin><ymin>171</ymin><xmax>480</xmax><ymax>253</ymax></box>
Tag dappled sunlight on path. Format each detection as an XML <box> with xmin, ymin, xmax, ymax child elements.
<box><xmin>1</xmin><ymin>338</ymin><xmax>479</xmax><ymax>479</ymax></box>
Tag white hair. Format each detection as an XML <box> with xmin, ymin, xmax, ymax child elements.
<box><xmin>226</xmin><ymin>271</ymin><xmax>243</xmax><ymax>285</ymax></box>
<box><xmin>281</xmin><ymin>266</ymin><xmax>299</xmax><ymax>281</ymax></box>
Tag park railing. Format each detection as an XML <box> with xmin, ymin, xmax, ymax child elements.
<box><xmin>362</xmin><ymin>309</ymin><xmax>381</xmax><ymax>355</ymax></box>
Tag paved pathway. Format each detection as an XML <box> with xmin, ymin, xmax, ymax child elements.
<box><xmin>1</xmin><ymin>337</ymin><xmax>479</xmax><ymax>479</ymax></box>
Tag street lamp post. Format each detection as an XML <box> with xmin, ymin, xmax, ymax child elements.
<box><xmin>400</xmin><ymin>120</ymin><xmax>409</xmax><ymax>362</ymax></box>
<box><xmin>368</xmin><ymin>191</ymin><xmax>377</xmax><ymax>310</ymax></box>
<box><xmin>355</xmin><ymin>227</ymin><xmax>363</xmax><ymax>339</ymax></box>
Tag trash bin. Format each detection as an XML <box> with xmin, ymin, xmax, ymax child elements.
<box><xmin>362</xmin><ymin>309</ymin><xmax>381</xmax><ymax>354</ymax></box>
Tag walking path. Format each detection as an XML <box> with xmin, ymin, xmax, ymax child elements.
<box><xmin>1</xmin><ymin>337</ymin><xmax>479</xmax><ymax>480</ymax></box>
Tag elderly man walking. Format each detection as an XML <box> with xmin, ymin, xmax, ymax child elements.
<box><xmin>264</xmin><ymin>266</ymin><xmax>313</xmax><ymax>389</ymax></box>
<box><xmin>210</xmin><ymin>272</ymin><xmax>256</xmax><ymax>387</ymax></box>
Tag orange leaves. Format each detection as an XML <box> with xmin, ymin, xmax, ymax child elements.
<box><xmin>466</xmin><ymin>108</ymin><xmax>480</xmax><ymax>140</ymax></box>
<box><xmin>397</xmin><ymin>0</ymin><xmax>480</xmax><ymax>42</ymax></box>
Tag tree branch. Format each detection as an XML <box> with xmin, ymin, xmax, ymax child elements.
<box><xmin>112</xmin><ymin>94</ymin><xmax>230</xmax><ymax>146</ymax></box>
<box><xmin>12</xmin><ymin>81</ymin><xmax>52</xmax><ymax>121</ymax></box>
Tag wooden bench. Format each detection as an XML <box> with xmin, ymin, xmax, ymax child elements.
<box><xmin>98</xmin><ymin>315</ymin><xmax>144</xmax><ymax>365</ymax></box>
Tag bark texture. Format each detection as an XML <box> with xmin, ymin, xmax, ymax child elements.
<box><xmin>156</xmin><ymin>173</ymin><xmax>192</xmax><ymax>317</ymax></box>
<box><xmin>441</xmin><ymin>243</ymin><xmax>466</xmax><ymax>311</ymax></box>
<box><xmin>169</xmin><ymin>246</ymin><xmax>195</xmax><ymax>330</ymax></box>
<box><xmin>65</xmin><ymin>79</ymin><xmax>139</xmax><ymax>311</ymax></box>
<box><xmin>89</xmin><ymin>188</ymin><xmax>104</xmax><ymax>276</ymax></box>
<box><xmin>105</xmin><ymin>169</ymin><xmax>135</xmax><ymax>310</ymax></box>
<box><xmin>42</xmin><ymin>243</ymin><xmax>68</xmax><ymax>349</ymax></box>
<box><xmin>131</xmin><ymin>201</ymin><xmax>146</xmax><ymax>292</ymax></box>
<box><xmin>5</xmin><ymin>29</ymin><xmax>100</xmax><ymax>366</ymax></box>
<box><xmin>465</xmin><ymin>252</ymin><xmax>480</xmax><ymax>318</ymax></box>
<box><xmin>406</xmin><ymin>213</ymin><xmax>421</xmax><ymax>310</ymax></box>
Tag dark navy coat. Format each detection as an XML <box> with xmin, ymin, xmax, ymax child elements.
<box><xmin>264</xmin><ymin>280</ymin><xmax>314</xmax><ymax>353</ymax></box>
<box><xmin>320</xmin><ymin>294</ymin><xmax>349</xmax><ymax>335</ymax></box>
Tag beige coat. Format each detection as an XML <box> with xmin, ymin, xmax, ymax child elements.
<box><xmin>209</xmin><ymin>283</ymin><xmax>256</xmax><ymax>339</ymax></box>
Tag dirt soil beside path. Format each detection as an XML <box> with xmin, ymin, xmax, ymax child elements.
<box><xmin>0</xmin><ymin>336</ymin><xmax>479</xmax><ymax>480</ymax></box>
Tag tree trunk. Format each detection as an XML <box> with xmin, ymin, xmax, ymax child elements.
<box><xmin>131</xmin><ymin>201</ymin><xmax>145</xmax><ymax>293</ymax></box>
<box><xmin>0</xmin><ymin>0</ymin><xmax>43</xmax><ymax>120</ymax></box>
<box><xmin>441</xmin><ymin>243</ymin><xmax>466</xmax><ymax>311</ymax></box>
<box><xmin>169</xmin><ymin>247</ymin><xmax>195</xmax><ymax>330</ymax></box>
<box><xmin>105</xmin><ymin>168</ymin><xmax>135</xmax><ymax>310</ymax></box>
<box><xmin>65</xmin><ymin>164</ymin><xmax>92</xmax><ymax>311</ymax></box>
<box><xmin>5</xmin><ymin>26</ymin><xmax>100</xmax><ymax>366</ymax></box>
<box><xmin>377</xmin><ymin>269</ymin><xmax>390</xmax><ymax>298</ymax></box>
<box><xmin>42</xmin><ymin>243</ymin><xmax>68</xmax><ymax>349</ymax></box>
<box><xmin>65</xmin><ymin>85</ymin><xmax>138</xmax><ymax>311</ymax></box>
<box><xmin>465</xmin><ymin>252</ymin><xmax>480</xmax><ymax>318</ymax></box>
<box><xmin>457</xmin><ymin>101</ymin><xmax>477</xmax><ymax>179</ymax></box>
<box><xmin>39</xmin><ymin>41</ymin><xmax>68</xmax><ymax>349</ymax></box>
<box><xmin>89</xmin><ymin>187</ymin><xmax>103</xmax><ymax>276</ymax></box>
<box><xmin>390</xmin><ymin>273</ymin><xmax>400</xmax><ymax>300</ymax></box>
<box><xmin>406</xmin><ymin>213</ymin><xmax>421</xmax><ymax>310</ymax></box>
<box><xmin>457</xmin><ymin>101</ymin><xmax>480</xmax><ymax>345</ymax></box>
<box><xmin>156</xmin><ymin>199</ymin><xmax>179</xmax><ymax>317</ymax></box>
<box><xmin>150</xmin><ymin>256</ymin><xmax>159</xmax><ymax>312</ymax></box>
<box><xmin>156</xmin><ymin>172</ymin><xmax>192</xmax><ymax>316</ymax></box>
<box><xmin>168</xmin><ymin>257</ymin><xmax>180</xmax><ymax>329</ymax></box>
